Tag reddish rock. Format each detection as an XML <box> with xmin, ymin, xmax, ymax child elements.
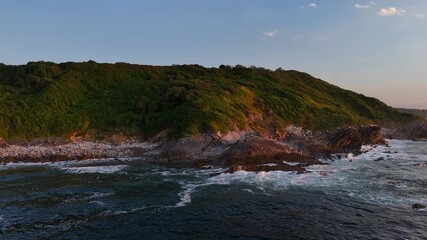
<box><xmin>219</xmin><ymin>136</ymin><xmax>322</xmax><ymax>173</ymax></box>
<box><xmin>0</xmin><ymin>125</ymin><xmax>388</xmax><ymax>174</ymax></box>
<box><xmin>322</xmin><ymin>125</ymin><xmax>384</xmax><ymax>153</ymax></box>
<box><xmin>220</xmin><ymin>136</ymin><xmax>321</xmax><ymax>165</ymax></box>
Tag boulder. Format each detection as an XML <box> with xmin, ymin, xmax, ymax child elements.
<box><xmin>321</xmin><ymin>125</ymin><xmax>384</xmax><ymax>153</ymax></box>
<box><xmin>412</xmin><ymin>203</ymin><xmax>426</xmax><ymax>209</ymax></box>
<box><xmin>219</xmin><ymin>135</ymin><xmax>322</xmax><ymax>173</ymax></box>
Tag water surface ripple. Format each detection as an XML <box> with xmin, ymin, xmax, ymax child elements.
<box><xmin>0</xmin><ymin>140</ymin><xmax>426</xmax><ymax>239</ymax></box>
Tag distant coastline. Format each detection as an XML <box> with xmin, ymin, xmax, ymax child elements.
<box><xmin>0</xmin><ymin>61</ymin><xmax>425</xmax><ymax>173</ymax></box>
<box><xmin>398</xmin><ymin>108</ymin><xmax>427</xmax><ymax>118</ymax></box>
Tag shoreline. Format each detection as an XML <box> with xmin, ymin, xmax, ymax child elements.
<box><xmin>0</xmin><ymin>125</ymin><xmax>387</xmax><ymax>173</ymax></box>
<box><xmin>0</xmin><ymin>141</ymin><xmax>159</xmax><ymax>163</ymax></box>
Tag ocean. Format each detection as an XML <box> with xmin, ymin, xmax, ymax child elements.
<box><xmin>0</xmin><ymin>139</ymin><xmax>426</xmax><ymax>239</ymax></box>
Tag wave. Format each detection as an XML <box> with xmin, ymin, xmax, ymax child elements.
<box><xmin>167</xmin><ymin>139</ymin><xmax>427</xmax><ymax>209</ymax></box>
<box><xmin>60</xmin><ymin>165</ymin><xmax>128</xmax><ymax>174</ymax></box>
<box><xmin>0</xmin><ymin>158</ymin><xmax>133</xmax><ymax>175</ymax></box>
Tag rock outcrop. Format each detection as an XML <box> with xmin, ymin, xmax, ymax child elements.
<box><xmin>143</xmin><ymin>135</ymin><xmax>214</xmax><ymax>161</ymax></box>
<box><xmin>0</xmin><ymin>124</ymin><xmax>385</xmax><ymax>174</ymax></box>
<box><xmin>0</xmin><ymin>141</ymin><xmax>158</xmax><ymax>163</ymax></box>
<box><xmin>412</xmin><ymin>203</ymin><xmax>426</xmax><ymax>210</ymax></box>
<box><xmin>320</xmin><ymin>125</ymin><xmax>384</xmax><ymax>153</ymax></box>
<box><xmin>217</xmin><ymin>125</ymin><xmax>384</xmax><ymax>173</ymax></box>
<box><xmin>218</xmin><ymin>135</ymin><xmax>322</xmax><ymax>173</ymax></box>
<box><xmin>388</xmin><ymin>120</ymin><xmax>427</xmax><ymax>140</ymax></box>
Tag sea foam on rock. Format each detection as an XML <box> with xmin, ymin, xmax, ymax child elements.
<box><xmin>206</xmin><ymin>125</ymin><xmax>384</xmax><ymax>173</ymax></box>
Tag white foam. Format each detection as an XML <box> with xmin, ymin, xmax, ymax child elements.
<box><xmin>5</xmin><ymin>139</ymin><xmax>421</xmax><ymax>211</ymax></box>
<box><xmin>0</xmin><ymin>161</ymin><xmax>61</xmax><ymax>170</ymax></box>
<box><xmin>0</xmin><ymin>158</ymin><xmax>135</xmax><ymax>173</ymax></box>
<box><xmin>85</xmin><ymin>192</ymin><xmax>114</xmax><ymax>200</ymax></box>
<box><xmin>89</xmin><ymin>201</ymin><xmax>107</xmax><ymax>206</ymax></box>
<box><xmin>283</xmin><ymin>161</ymin><xmax>300</xmax><ymax>166</ymax></box>
<box><xmin>261</xmin><ymin>163</ymin><xmax>278</xmax><ymax>167</ymax></box>
<box><xmin>360</xmin><ymin>145</ymin><xmax>375</xmax><ymax>152</ymax></box>
<box><xmin>175</xmin><ymin>184</ymin><xmax>196</xmax><ymax>207</ymax></box>
<box><xmin>0</xmin><ymin>157</ymin><xmax>134</xmax><ymax>175</ymax></box>
<box><xmin>160</xmin><ymin>171</ymin><xmax>171</xmax><ymax>176</ymax></box>
<box><xmin>206</xmin><ymin>170</ymin><xmax>296</xmax><ymax>189</ymax></box>
<box><xmin>174</xmin><ymin>176</ymin><xmax>225</xmax><ymax>207</ymax></box>
<box><xmin>173</xmin><ymin>168</ymin><xmax>229</xmax><ymax>207</ymax></box>
<box><xmin>98</xmin><ymin>205</ymin><xmax>159</xmax><ymax>218</ymax></box>
<box><xmin>346</xmin><ymin>153</ymin><xmax>355</xmax><ymax>161</ymax></box>
<box><xmin>61</xmin><ymin>165</ymin><xmax>127</xmax><ymax>174</ymax></box>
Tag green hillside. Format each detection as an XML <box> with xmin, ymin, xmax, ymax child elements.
<box><xmin>398</xmin><ymin>108</ymin><xmax>427</xmax><ymax>118</ymax></box>
<box><xmin>0</xmin><ymin>61</ymin><xmax>416</xmax><ymax>140</ymax></box>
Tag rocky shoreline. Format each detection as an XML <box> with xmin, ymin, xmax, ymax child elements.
<box><xmin>0</xmin><ymin>124</ymin><xmax>394</xmax><ymax>174</ymax></box>
<box><xmin>0</xmin><ymin>141</ymin><xmax>159</xmax><ymax>163</ymax></box>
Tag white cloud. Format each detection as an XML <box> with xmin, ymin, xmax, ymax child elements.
<box><xmin>355</xmin><ymin>4</ymin><xmax>370</xmax><ymax>9</ymax></box>
<box><xmin>301</xmin><ymin>3</ymin><xmax>317</xmax><ymax>9</ymax></box>
<box><xmin>415</xmin><ymin>13</ymin><xmax>425</xmax><ymax>18</ymax></box>
<box><xmin>263</xmin><ymin>30</ymin><xmax>277</xmax><ymax>39</ymax></box>
<box><xmin>377</xmin><ymin>7</ymin><xmax>406</xmax><ymax>17</ymax></box>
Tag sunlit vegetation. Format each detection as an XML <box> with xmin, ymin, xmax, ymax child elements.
<box><xmin>0</xmin><ymin>61</ymin><xmax>416</xmax><ymax>140</ymax></box>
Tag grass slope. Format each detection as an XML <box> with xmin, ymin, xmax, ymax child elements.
<box><xmin>0</xmin><ymin>61</ymin><xmax>416</xmax><ymax>140</ymax></box>
<box><xmin>397</xmin><ymin>108</ymin><xmax>427</xmax><ymax>119</ymax></box>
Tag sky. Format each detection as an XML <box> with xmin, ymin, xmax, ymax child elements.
<box><xmin>0</xmin><ymin>0</ymin><xmax>426</xmax><ymax>108</ymax></box>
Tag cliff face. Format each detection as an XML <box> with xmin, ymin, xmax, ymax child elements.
<box><xmin>0</xmin><ymin>61</ymin><xmax>417</xmax><ymax>141</ymax></box>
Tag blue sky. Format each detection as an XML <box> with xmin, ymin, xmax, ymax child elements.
<box><xmin>0</xmin><ymin>0</ymin><xmax>426</xmax><ymax>108</ymax></box>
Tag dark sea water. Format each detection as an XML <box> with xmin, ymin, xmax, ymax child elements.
<box><xmin>0</xmin><ymin>140</ymin><xmax>426</xmax><ymax>240</ymax></box>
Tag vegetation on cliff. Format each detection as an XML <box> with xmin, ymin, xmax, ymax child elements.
<box><xmin>398</xmin><ymin>108</ymin><xmax>427</xmax><ymax>118</ymax></box>
<box><xmin>0</xmin><ymin>61</ymin><xmax>416</xmax><ymax>140</ymax></box>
